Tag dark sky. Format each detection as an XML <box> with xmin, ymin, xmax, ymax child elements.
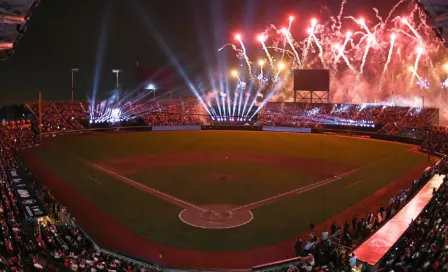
<box><xmin>0</xmin><ymin>0</ymin><xmax>397</xmax><ymax>104</ymax></box>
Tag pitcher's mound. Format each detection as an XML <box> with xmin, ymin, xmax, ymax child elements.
<box><xmin>179</xmin><ymin>204</ymin><xmax>253</xmax><ymax>229</ymax></box>
<box><xmin>209</xmin><ymin>174</ymin><xmax>236</xmax><ymax>182</ymax></box>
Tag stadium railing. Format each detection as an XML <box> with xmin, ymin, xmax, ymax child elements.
<box><xmin>251</xmin><ymin>255</ymin><xmax>313</xmax><ymax>272</ymax></box>
<box><xmin>373</xmin><ymin>158</ymin><xmax>446</xmax><ymax>270</ymax></box>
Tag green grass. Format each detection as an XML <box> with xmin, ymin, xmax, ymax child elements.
<box><xmin>129</xmin><ymin>161</ymin><xmax>318</xmax><ymax>205</ymax></box>
<box><xmin>30</xmin><ymin>131</ymin><xmax>427</xmax><ymax>251</ymax></box>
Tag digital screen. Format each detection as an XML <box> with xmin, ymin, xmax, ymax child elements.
<box><xmin>294</xmin><ymin>69</ymin><xmax>330</xmax><ymax>91</ymax></box>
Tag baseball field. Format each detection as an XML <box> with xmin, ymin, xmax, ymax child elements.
<box><xmin>22</xmin><ymin>131</ymin><xmax>429</xmax><ymax>269</ymax></box>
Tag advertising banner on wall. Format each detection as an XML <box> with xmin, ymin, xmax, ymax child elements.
<box><xmin>8</xmin><ymin>168</ymin><xmax>48</xmax><ymax>218</ymax></box>
<box><xmin>262</xmin><ymin>126</ymin><xmax>311</xmax><ymax>133</ymax></box>
<box><xmin>152</xmin><ymin>125</ymin><xmax>201</xmax><ymax>131</ymax></box>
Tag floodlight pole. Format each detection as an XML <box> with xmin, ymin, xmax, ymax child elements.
<box><xmin>38</xmin><ymin>92</ymin><xmax>42</xmax><ymax>141</ymax></box>
<box><xmin>321</xmin><ymin>134</ymin><xmax>324</xmax><ymax>221</ymax></box>
<box><xmin>71</xmin><ymin>68</ymin><xmax>79</xmax><ymax>102</ymax></box>
<box><xmin>112</xmin><ymin>69</ymin><xmax>121</xmax><ymax>100</ymax></box>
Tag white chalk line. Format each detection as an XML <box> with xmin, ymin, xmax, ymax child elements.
<box><xmin>178</xmin><ymin>210</ymin><xmax>254</xmax><ymax>229</ymax></box>
<box><xmin>58</xmin><ymin>150</ymin><xmax>206</xmax><ymax>212</ymax></box>
<box><xmin>228</xmin><ymin>147</ymin><xmax>413</xmax><ymax>212</ymax></box>
<box><xmin>227</xmin><ymin>170</ymin><xmax>355</xmax><ymax>212</ymax></box>
<box><xmin>89</xmin><ymin>176</ymin><xmax>100</xmax><ymax>184</ymax></box>
<box><xmin>56</xmin><ymin>145</ymin><xmax>417</xmax><ymax>216</ymax></box>
<box><xmin>90</xmin><ymin>162</ymin><xmax>206</xmax><ymax>211</ymax></box>
<box><xmin>345</xmin><ymin>180</ymin><xmax>365</xmax><ymax>189</ymax></box>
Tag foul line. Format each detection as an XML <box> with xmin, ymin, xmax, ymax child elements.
<box><xmin>228</xmin><ymin>147</ymin><xmax>414</xmax><ymax>212</ymax></box>
<box><xmin>345</xmin><ymin>180</ymin><xmax>365</xmax><ymax>189</ymax></box>
<box><xmin>59</xmin><ymin>150</ymin><xmax>206</xmax><ymax>212</ymax></box>
<box><xmin>88</xmin><ymin>163</ymin><xmax>206</xmax><ymax>211</ymax></box>
<box><xmin>89</xmin><ymin>176</ymin><xmax>101</xmax><ymax>184</ymax></box>
<box><xmin>227</xmin><ymin>169</ymin><xmax>356</xmax><ymax>212</ymax></box>
<box><xmin>57</xmin><ymin>145</ymin><xmax>418</xmax><ymax>215</ymax></box>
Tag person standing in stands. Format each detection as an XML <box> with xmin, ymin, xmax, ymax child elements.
<box><xmin>294</xmin><ymin>239</ymin><xmax>303</xmax><ymax>257</ymax></box>
<box><xmin>330</xmin><ymin>222</ymin><xmax>336</xmax><ymax>235</ymax></box>
<box><xmin>349</xmin><ymin>253</ymin><xmax>357</xmax><ymax>268</ymax></box>
<box><xmin>352</xmin><ymin>215</ymin><xmax>357</xmax><ymax>232</ymax></box>
<box><xmin>309</xmin><ymin>222</ymin><xmax>315</xmax><ymax>232</ymax></box>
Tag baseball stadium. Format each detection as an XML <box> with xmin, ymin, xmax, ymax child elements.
<box><xmin>0</xmin><ymin>0</ymin><xmax>448</xmax><ymax>272</ymax></box>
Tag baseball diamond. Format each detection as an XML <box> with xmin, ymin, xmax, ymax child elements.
<box><xmin>21</xmin><ymin>130</ymin><xmax>429</xmax><ymax>269</ymax></box>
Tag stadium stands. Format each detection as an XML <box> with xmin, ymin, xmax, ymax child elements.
<box><xmin>0</xmin><ymin>104</ymin><xmax>447</xmax><ymax>271</ymax></box>
<box><xmin>25</xmin><ymin>101</ymin><xmax>439</xmax><ymax>136</ymax></box>
<box><xmin>422</xmin><ymin>125</ymin><xmax>448</xmax><ymax>155</ymax></box>
<box><xmin>379</xmin><ymin>173</ymin><xmax>448</xmax><ymax>271</ymax></box>
<box><xmin>0</xmin><ymin>121</ymin><xmax>159</xmax><ymax>271</ymax></box>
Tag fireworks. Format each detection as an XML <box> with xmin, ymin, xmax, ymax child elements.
<box><xmin>216</xmin><ymin>0</ymin><xmax>447</xmax><ymax>111</ymax></box>
<box><xmin>442</xmin><ymin>78</ymin><xmax>448</xmax><ymax>89</ymax></box>
<box><xmin>416</xmin><ymin>77</ymin><xmax>430</xmax><ymax>90</ymax></box>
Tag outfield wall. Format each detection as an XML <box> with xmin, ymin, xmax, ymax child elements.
<box><xmin>40</xmin><ymin>125</ymin><xmax>424</xmax><ymax>146</ymax></box>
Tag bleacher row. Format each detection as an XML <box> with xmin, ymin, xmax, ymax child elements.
<box><xmin>0</xmin><ymin>100</ymin><xmax>446</xmax><ymax>272</ymax></box>
<box><xmin>0</xmin><ymin>124</ymin><xmax>160</xmax><ymax>271</ymax></box>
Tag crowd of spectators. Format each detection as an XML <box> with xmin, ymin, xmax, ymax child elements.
<box><xmin>379</xmin><ymin>162</ymin><xmax>448</xmax><ymax>271</ymax></box>
<box><xmin>28</xmin><ymin>101</ymin><xmax>89</xmax><ymax>133</ymax></box>
<box><xmin>421</xmin><ymin>125</ymin><xmax>448</xmax><ymax>155</ymax></box>
<box><xmin>0</xmin><ymin>123</ymin><xmax>160</xmax><ymax>271</ymax></box>
<box><xmin>259</xmin><ymin>103</ymin><xmax>437</xmax><ymax>134</ymax></box>
<box><xmin>25</xmin><ymin>100</ymin><xmax>438</xmax><ymax>136</ymax></box>
<box><xmin>139</xmin><ymin>101</ymin><xmax>205</xmax><ymax>126</ymax></box>
<box><xmin>288</xmin><ymin>158</ymin><xmax>447</xmax><ymax>272</ymax></box>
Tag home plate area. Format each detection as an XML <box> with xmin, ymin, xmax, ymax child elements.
<box><xmin>179</xmin><ymin>204</ymin><xmax>253</xmax><ymax>229</ymax></box>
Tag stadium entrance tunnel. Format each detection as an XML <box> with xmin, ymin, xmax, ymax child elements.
<box><xmin>179</xmin><ymin>204</ymin><xmax>253</xmax><ymax>229</ymax></box>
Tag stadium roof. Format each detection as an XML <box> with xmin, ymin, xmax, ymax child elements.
<box><xmin>0</xmin><ymin>0</ymin><xmax>39</xmax><ymax>60</ymax></box>
<box><xmin>417</xmin><ymin>0</ymin><xmax>448</xmax><ymax>47</ymax></box>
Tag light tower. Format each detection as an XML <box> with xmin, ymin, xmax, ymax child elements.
<box><xmin>71</xmin><ymin>68</ymin><xmax>79</xmax><ymax>102</ymax></box>
<box><xmin>112</xmin><ymin>69</ymin><xmax>121</xmax><ymax>100</ymax></box>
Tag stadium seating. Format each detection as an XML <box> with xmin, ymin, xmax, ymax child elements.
<box><xmin>421</xmin><ymin>125</ymin><xmax>448</xmax><ymax>155</ymax></box>
<box><xmin>379</xmin><ymin>172</ymin><xmax>448</xmax><ymax>271</ymax></box>
<box><xmin>0</xmin><ymin>123</ymin><xmax>159</xmax><ymax>271</ymax></box>
<box><xmin>25</xmin><ymin>101</ymin><xmax>438</xmax><ymax>137</ymax></box>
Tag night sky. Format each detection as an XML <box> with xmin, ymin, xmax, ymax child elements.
<box><xmin>0</xmin><ymin>0</ymin><xmax>397</xmax><ymax>105</ymax></box>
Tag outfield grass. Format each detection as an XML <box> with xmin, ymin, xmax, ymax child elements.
<box><xmin>30</xmin><ymin>131</ymin><xmax>427</xmax><ymax>251</ymax></box>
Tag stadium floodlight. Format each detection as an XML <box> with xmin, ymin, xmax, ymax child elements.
<box><xmin>146</xmin><ymin>83</ymin><xmax>156</xmax><ymax>90</ymax></box>
<box><xmin>71</xmin><ymin>68</ymin><xmax>79</xmax><ymax>102</ymax></box>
